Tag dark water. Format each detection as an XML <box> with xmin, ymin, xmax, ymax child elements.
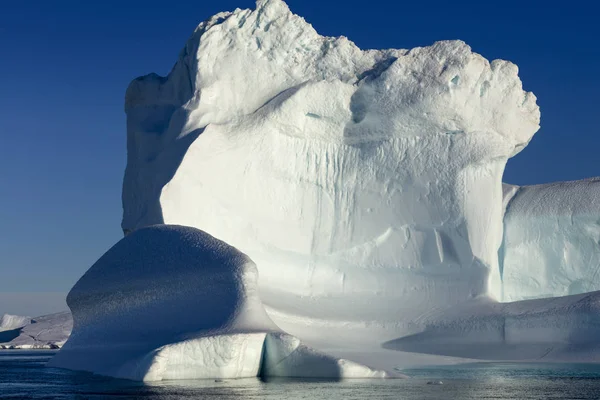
<box><xmin>3</xmin><ymin>351</ymin><xmax>600</xmax><ymax>399</ymax></box>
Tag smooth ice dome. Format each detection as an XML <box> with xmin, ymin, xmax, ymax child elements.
<box><xmin>50</xmin><ymin>225</ymin><xmax>387</xmax><ymax>381</ymax></box>
<box><xmin>122</xmin><ymin>0</ymin><xmax>540</xmax><ymax>338</ymax></box>
<box><xmin>50</xmin><ymin>224</ymin><xmax>275</xmax><ymax>380</ymax></box>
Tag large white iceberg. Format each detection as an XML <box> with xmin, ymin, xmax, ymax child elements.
<box><xmin>49</xmin><ymin>0</ymin><xmax>600</xmax><ymax>381</ymax></box>
<box><xmin>122</xmin><ymin>0</ymin><xmax>539</xmax><ymax>338</ymax></box>
<box><xmin>49</xmin><ymin>225</ymin><xmax>387</xmax><ymax>381</ymax></box>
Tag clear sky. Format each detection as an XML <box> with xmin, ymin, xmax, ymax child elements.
<box><xmin>1</xmin><ymin>0</ymin><xmax>598</xmax><ymax>316</ymax></box>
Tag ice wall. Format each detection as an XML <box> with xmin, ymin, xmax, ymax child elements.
<box><xmin>501</xmin><ymin>178</ymin><xmax>600</xmax><ymax>301</ymax></box>
<box><xmin>122</xmin><ymin>0</ymin><xmax>540</xmax><ymax>335</ymax></box>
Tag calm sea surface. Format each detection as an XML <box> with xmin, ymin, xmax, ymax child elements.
<box><xmin>3</xmin><ymin>351</ymin><xmax>600</xmax><ymax>399</ymax></box>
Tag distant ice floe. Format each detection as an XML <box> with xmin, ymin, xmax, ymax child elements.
<box><xmin>0</xmin><ymin>312</ymin><xmax>71</xmax><ymax>349</ymax></box>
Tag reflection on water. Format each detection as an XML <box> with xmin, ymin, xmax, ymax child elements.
<box><xmin>3</xmin><ymin>351</ymin><xmax>600</xmax><ymax>399</ymax></box>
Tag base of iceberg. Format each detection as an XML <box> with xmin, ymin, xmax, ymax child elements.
<box><xmin>383</xmin><ymin>292</ymin><xmax>600</xmax><ymax>362</ymax></box>
<box><xmin>49</xmin><ymin>224</ymin><xmax>600</xmax><ymax>382</ymax></box>
<box><xmin>48</xmin><ymin>225</ymin><xmax>388</xmax><ymax>381</ymax></box>
<box><xmin>263</xmin><ymin>333</ymin><xmax>387</xmax><ymax>378</ymax></box>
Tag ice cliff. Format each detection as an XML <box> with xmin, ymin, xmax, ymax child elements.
<box><xmin>501</xmin><ymin>179</ymin><xmax>600</xmax><ymax>301</ymax></box>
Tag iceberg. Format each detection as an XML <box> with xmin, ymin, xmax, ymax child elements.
<box><xmin>49</xmin><ymin>225</ymin><xmax>388</xmax><ymax>381</ymax></box>
<box><xmin>48</xmin><ymin>0</ymin><xmax>600</xmax><ymax>381</ymax></box>
<box><xmin>501</xmin><ymin>178</ymin><xmax>600</xmax><ymax>301</ymax></box>
<box><xmin>0</xmin><ymin>314</ymin><xmax>31</xmax><ymax>332</ymax></box>
<box><xmin>122</xmin><ymin>0</ymin><xmax>538</xmax><ymax>337</ymax></box>
<box><xmin>0</xmin><ymin>312</ymin><xmax>71</xmax><ymax>349</ymax></box>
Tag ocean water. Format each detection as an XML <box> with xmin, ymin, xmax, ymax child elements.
<box><xmin>3</xmin><ymin>351</ymin><xmax>600</xmax><ymax>399</ymax></box>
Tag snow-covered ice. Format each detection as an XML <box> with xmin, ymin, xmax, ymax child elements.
<box><xmin>0</xmin><ymin>312</ymin><xmax>71</xmax><ymax>349</ymax></box>
<box><xmin>0</xmin><ymin>314</ymin><xmax>31</xmax><ymax>332</ymax></box>
<box><xmin>49</xmin><ymin>225</ymin><xmax>387</xmax><ymax>381</ymax></box>
<box><xmin>263</xmin><ymin>332</ymin><xmax>387</xmax><ymax>378</ymax></box>
<box><xmin>500</xmin><ymin>179</ymin><xmax>600</xmax><ymax>301</ymax></box>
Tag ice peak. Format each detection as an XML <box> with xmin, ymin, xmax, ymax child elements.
<box><xmin>126</xmin><ymin>0</ymin><xmax>539</xmax><ymax>142</ymax></box>
<box><xmin>255</xmin><ymin>0</ymin><xmax>291</xmax><ymax>15</ymax></box>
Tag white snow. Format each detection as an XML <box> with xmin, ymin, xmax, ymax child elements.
<box><xmin>49</xmin><ymin>225</ymin><xmax>388</xmax><ymax>381</ymax></box>
<box><xmin>500</xmin><ymin>178</ymin><xmax>600</xmax><ymax>301</ymax></box>
<box><xmin>0</xmin><ymin>314</ymin><xmax>30</xmax><ymax>332</ymax></box>
<box><xmin>0</xmin><ymin>312</ymin><xmax>71</xmax><ymax>349</ymax></box>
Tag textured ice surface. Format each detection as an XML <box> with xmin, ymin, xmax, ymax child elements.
<box><xmin>501</xmin><ymin>178</ymin><xmax>600</xmax><ymax>301</ymax></box>
<box><xmin>122</xmin><ymin>0</ymin><xmax>539</xmax><ymax>343</ymax></box>
<box><xmin>0</xmin><ymin>312</ymin><xmax>72</xmax><ymax>349</ymax></box>
<box><xmin>49</xmin><ymin>225</ymin><xmax>386</xmax><ymax>381</ymax></box>
<box><xmin>0</xmin><ymin>314</ymin><xmax>30</xmax><ymax>332</ymax></box>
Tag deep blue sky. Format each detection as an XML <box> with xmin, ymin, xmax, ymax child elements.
<box><xmin>1</xmin><ymin>0</ymin><xmax>598</xmax><ymax>315</ymax></box>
